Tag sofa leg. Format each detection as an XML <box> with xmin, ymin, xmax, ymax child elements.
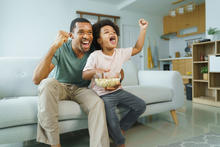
<box><xmin>170</xmin><ymin>110</ymin><xmax>178</xmax><ymax>125</ymax></box>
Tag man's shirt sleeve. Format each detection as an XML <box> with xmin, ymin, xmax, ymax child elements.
<box><xmin>51</xmin><ymin>48</ymin><xmax>61</xmax><ymax>66</ymax></box>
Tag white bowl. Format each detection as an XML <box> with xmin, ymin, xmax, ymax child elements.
<box><xmin>95</xmin><ymin>78</ymin><xmax>120</xmax><ymax>88</ymax></box>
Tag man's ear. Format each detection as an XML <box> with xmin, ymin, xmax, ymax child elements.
<box><xmin>69</xmin><ymin>32</ymin><xmax>74</xmax><ymax>39</ymax></box>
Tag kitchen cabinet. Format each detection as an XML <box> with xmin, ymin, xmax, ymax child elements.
<box><xmin>163</xmin><ymin>16</ymin><xmax>177</xmax><ymax>34</ymax></box>
<box><xmin>159</xmin><ymin>57</ymin><xmax>192</xmax><ymax>84</ymax></box>
<box><xmin>172</xmin><ymin>58</ymin><xmax>192</xmax><ymax>84</ymax></box>
<box><xmin>163</xmin><ymin>3</ymin><xmax>205</xmax><ymax>37</ymax></box>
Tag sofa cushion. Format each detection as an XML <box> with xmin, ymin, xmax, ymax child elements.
<box><xmin>123</xmin><ymin>86</ymin><xmax>173</xmax><ymax>104</ymax></box>
<box><xmin>121</xmin><ymin>60</ymin><xmax>139</xmax><ymax>86</ymax></box>
<box><xmin>0</xmin><ymin>57</ymin><xmax>39</xmax><ymax>99</ymax></box>
<box><xmin>0</xmin><ymin>96</ymin><xmax>87</xmax><ymax>129</ymax></box>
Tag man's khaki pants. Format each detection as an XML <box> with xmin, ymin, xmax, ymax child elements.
<box><xmin>37</xmin><ymin>78</ymin><xmax>109</xmax><ymax>147</ymax></box>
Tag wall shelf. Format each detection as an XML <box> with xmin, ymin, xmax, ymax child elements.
<box><xmin>194</xmin><ymin>80</ymin><xmax>208</xmax><ymax>83</ymax></box>
<box><xmin>193</xmin><ymin>96</ymin><xmax>220</xmax><ymax>107</ymax></box>
<box><xmin>216</xmin><ymin>41</ymin><xmax>220</xmax><ymax>54</ymax></box>
<box><xmin>193</xmin><ymin>96</ymin><xmax>215</xmax><ymax>101</ymax></box>
<box><xmin>193</xmin><ymin>63</ymin><xmax>208</xmax><ymax>80</ymax></box>
<box><xmin>209</xmin><ymin>73</ymin><xmax>220</xmax><ymax>89</ymax></box>
<box><xmin>193</xmin><ymin>42</ymin><xmax>215</xmax><ymax>62</ymax></box>
<box><xmin>192</xmin><ymin>40</ymin><xmax>220</xmax><ymax>107</ymax></box>
<box><xmin>217</xmin><ymin>90</ymin><xmax>220</xmax><ymax>102</ymax></box>
<box><xmin>193</xmin><ymin>61</ymin><xmax>208</xmax><ymax>63</ymax></box>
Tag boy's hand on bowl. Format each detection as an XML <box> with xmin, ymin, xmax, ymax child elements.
<box><xmin>95</xmin><ymin>78</ymin><xmax>120</xmax><ymax>89</ymax></box>
<box><xmin>105</xmin><ymin>83</ymin><xmax>121</xmax><ymax>91</ymax></box>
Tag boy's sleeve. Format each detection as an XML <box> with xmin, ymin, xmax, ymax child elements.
<box><xmin>83</xmin><ymin>53</ymin><xmax>96</xmax><ymax>71</ymax></box>
<box><xmin>120</xmin><ymin>47</ymin><xmax>133</xmax><ymax>62</ymax></box>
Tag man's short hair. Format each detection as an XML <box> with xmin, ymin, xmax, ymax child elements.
<box><xmin>70</xmin><ymin>18</ymin><xmax>91</xmax><ymax>32</ymax></box>
<box><xmin>92</xmin><ymin>19</ymin><xmax>120</xmax><ymax>50</ymax></box>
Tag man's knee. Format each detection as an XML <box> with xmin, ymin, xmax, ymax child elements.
<box><xmin>38</xmin><ymin>78</ymin><xmax>66</xmax><ymax>102</ymax></box>
<box><xmin>39</xmin><ymin>78</ymin><xmax>59</xmax><ymax>90</ymax></box>
<box><xmin>38</xmin><ymin>78</ymin><xmax>61</xmax><ymax>94</ymax></box>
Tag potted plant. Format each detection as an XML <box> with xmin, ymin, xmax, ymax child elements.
<box><xmin>207</xmin><ymin>27</ymin><xmax>220</xmax><ymax>41</ymax></box>
<box><xmin>201</xmin><ymin>66</ymin><xmax>208</xmax><ymax>80</ymax></box>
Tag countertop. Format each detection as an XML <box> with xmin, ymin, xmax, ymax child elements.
<box><xmin>159</xmin><ymin>57</ymin><xmax>192</xmax><ymax>61</ymax></box>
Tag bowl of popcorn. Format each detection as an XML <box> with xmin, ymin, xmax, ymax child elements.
<box><xmin>95</xmin><ymin>78</ymin><xmax>120</xmax><ymax>88</ymax></box>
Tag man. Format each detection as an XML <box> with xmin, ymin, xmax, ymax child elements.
<box><xmin>32</xmin><ymin>18</ymin><xmax>109</xmax><ymax>147</ymax></box>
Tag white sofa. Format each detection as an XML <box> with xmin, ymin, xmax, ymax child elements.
<box><xmin>0</xmin><ymin>57</ymin><xmax>184</xmax><ymax>144</ymax></box>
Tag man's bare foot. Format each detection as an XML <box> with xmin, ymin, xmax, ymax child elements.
<box><xmin>121</xmin><ymin>130</ymin><xmax>125</xmax><ymax>135</ymax></box>
<box><xmin>51</xmin><ymin>144</ymin><xmax>61</xmax><ymax>147</ymax></box>
<box><xmin>117</xmin><ymin>144</ymin><xmax>125</xmax><ymax>147</ymax></box>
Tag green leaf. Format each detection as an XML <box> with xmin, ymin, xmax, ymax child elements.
<box><xmin>208</xmin><ymin>27</ymin><xmax>220</xmax><ymax>35</ymax></box>
<box><xmin>201</xmin><ymin>66</ymin><xmax>208</xmax><ymax>73</ymax></box>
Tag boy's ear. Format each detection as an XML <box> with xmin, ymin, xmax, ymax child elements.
<box><xmin>97</xmin><ymin>38</ymin><xmax>102</xmax><ymax>44</ymax></box>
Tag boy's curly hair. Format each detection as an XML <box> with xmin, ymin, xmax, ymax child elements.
<box><xmin>92</xmin><ymin>19</ymin><xmax>120</xmax><ymax>50</ymax></box>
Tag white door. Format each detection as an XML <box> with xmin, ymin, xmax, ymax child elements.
<box><xmin>122</xmin><ymin>24</ymin><xmax>144</xmax><ymax>70</ymax></box>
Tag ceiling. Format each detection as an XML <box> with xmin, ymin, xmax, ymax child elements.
<box><xmin>88</xmin><ymin>0</ymin><xmax>205</xmax><ymax>16</ymax></box>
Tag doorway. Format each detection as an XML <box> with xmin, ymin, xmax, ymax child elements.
<box><xmin>122</xmin><ymin>24</ymin><xmax>144</xmax><ymax>70</ymax></box>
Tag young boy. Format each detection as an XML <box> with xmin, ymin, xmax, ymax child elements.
<box><xmin>82</xmin><ymin>19</ymin><xmax>148</xmax><ymax>147</ymax></box>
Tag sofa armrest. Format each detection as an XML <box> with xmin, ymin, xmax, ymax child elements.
<box><xmin>138</xmin><ymin>70</ymin><xmax>184</xmax><ymax>109</ymax></box>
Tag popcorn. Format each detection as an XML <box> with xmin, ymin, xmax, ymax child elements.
<box><xmin>95</xmin><ymin>78</ymin><xmax>120</xmax><ymax>88</ymax></box>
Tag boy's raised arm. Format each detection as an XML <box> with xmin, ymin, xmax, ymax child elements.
<box><xmin>132</xmin><ymin>19</ymin><xmax>148</xmax><ymax>56</ymax></box>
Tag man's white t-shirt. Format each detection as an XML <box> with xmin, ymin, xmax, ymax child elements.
<box><xmin>83</xmin><ymin>47</ymin><xmax>132</xmax><ymax>96</ymax></box>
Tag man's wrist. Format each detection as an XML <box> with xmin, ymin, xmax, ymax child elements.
<box><xmin>51</xmin><ymin>43</ymin><xmax>60</xmax><ymax>51</ymax></box>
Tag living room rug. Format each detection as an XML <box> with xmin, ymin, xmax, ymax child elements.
<box><xmin>158</xmin><ymin>132</ymin><xmax>220</xmax><ymax>147</ymax></box>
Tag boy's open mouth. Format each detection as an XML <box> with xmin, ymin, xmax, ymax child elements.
<box><xmin>109</xmin><ymin>36</ymin><xmax>116</xmax><ymax>45</ymax></box>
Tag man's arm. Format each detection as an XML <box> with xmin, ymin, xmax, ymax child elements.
<box><xmin>32</xmin><ymin>47</ymin><xmax>56</xmax><ymax>85</ymax></box>
<box><xmin>32</xmin><ymin>30</ymin><xmax>70</xmax><ymax>85</ymax></box>
<box><xmin>132</xmin><ymin>19</ymin><xmax>148</xmax><ymax>56</ymax></box>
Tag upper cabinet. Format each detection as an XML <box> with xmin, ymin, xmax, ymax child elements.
<box><xmin>163</xmin><ymin>3</ymin><xmax>205</xmax><ymax>37</ymax></box>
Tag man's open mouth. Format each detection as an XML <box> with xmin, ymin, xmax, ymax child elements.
<box><xmin>81</xmin><ymin>40</ymin><xmax>90</xmax><ymax>48</ymax></box>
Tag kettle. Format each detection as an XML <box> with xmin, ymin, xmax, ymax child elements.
<box><xmin>185</xmin><ymin>42</ymin><xmax>191</xmax><ymax>56</ymax></box>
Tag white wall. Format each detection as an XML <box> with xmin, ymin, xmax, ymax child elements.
<box><xmin>169</xmin><ymin>33</ymin><xmax>205</xmax><ymax>58</ymax></box>
<box><xmin>206</xmin><ymin>0</ymin><xmax>220</xmax><ymax>31</ymax></box>
<box><xmin>206</xmin><ymin>0</ymin><xmax>220</xmax><ymax>38</ymax></box>
<box><xmin>0</xmin><ymin>0</ymin><xmax>165</xmax><ymax>69</ymax></box>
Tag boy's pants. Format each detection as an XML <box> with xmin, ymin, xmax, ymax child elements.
<box><xmin>37</xmin><ymin>78</ymin><xmax>109</xmax><ymax>147</ymax></box>
<box><xmin>100</xmin><ymin>89</ymin><xmax>146</xmax><ymax>145</ymax></box>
